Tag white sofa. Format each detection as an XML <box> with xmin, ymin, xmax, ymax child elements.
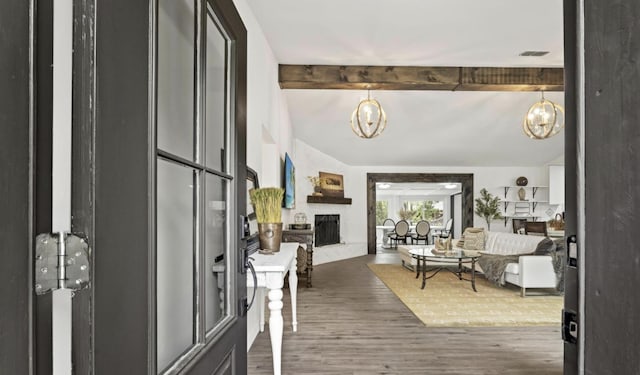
<box><xmin>482</xmin><ymin>232</ymin><xmax>558</xmax><ymax>297</ymax></box>
<box><xmin>503</xmin><ymin>255</ymin><xmax>558</xmax><ymax>297</ymax></box>
<box><xmin>397</xmin><ymin>231</ymin><xmax>557</xmax><ymax>297</ymax></box>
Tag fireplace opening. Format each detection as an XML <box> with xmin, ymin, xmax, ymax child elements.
<box><xmin>315</xmin><ymin>214</ymin><xmax>340</xmax><ymax>247</ymax></box>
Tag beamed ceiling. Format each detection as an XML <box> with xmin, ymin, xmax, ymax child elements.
<box><xmin>279</xmin><ymin>65</ymin><xmax>563</xmax><ymax>92</ymax></box>
<box><xmin>247</xmin><ymin>0</ymin><xmax>565</xmax><ymax>167</ymax></box>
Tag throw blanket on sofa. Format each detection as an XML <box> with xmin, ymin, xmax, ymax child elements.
<box><xmin>533</xmin><ymin>238</ymin><xmax>566</xmax><ymax>292</ymax></box>
<box><xmin>547</xmin><ymin>239</ymin><xmax>566</xmax><ymax>292</ymax></box>
<box><xmin>478</xmin><ymin>238</ymin><xmax>566</xmax><ymax>291</ymax></box>
<box><xmin>477</xmin><ymin>254</ymin><xmax>521</xmax><ymax>285</ymax></box>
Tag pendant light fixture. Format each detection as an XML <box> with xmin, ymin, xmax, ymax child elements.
<box><xmin>350</xmin><ymin>90</ymin><xmax>387</xmax><ymax>139</ymax></box>
<box><xmin>523</xmin><ymin>91</ymin><xmax>565</xmax><ymax>139</ymax></box>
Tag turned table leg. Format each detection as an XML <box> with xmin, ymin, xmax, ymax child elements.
<box><xmin>268</xmin><ymin>288</ymin><xmax>284</xmax><ymax>375</ymax></box>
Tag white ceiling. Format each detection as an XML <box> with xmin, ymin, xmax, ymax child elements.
<box><xmin>247</xmin><ymin>0</ymin><xmax>565</xmax><ymax>166</ymax></box>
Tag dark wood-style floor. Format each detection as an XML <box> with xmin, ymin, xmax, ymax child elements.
<box><xmin>247</xmin><ymin>253</ymin><xmax>563</xmax><ymax>375</ymax></box>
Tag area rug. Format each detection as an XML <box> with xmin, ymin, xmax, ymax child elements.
<box><xmin>367</xmin><ymin>263</ymin><xmax>563</xmax><ymax>327</ymax></box>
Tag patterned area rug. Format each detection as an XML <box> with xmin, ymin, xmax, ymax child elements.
<box><xmin>367</xmin><ymin>263</ymin><xmax>563</xmax><ymax>327</ymax></box>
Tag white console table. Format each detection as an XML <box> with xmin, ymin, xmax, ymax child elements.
<box><xmin>247</xmin><ymin>242</ymin><xmax>298</xmax><ymax>375</ymax></box>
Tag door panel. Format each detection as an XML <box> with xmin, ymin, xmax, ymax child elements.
<box><xmin>213</xmin><ymin>351</ymin><xmax>234</xmax><ymax>375</ymax></box>
<box><xmin>205</xmin><ymin>14</ymin><xmax>228</xmax><ymax>171</ymax></box>
<box><xmin>205</xmin><ymin>174</ymin><xmax>228</xmax><ymax>331</ymax></box>
<box><xmin>583</xmin><ymin>1</ymin><xmax>640</xmax><ymax>374</ymax></box>
<box><xmin>66</xmin><ymin>0</ymin><xmax>248</xmax><ymax>373</ymax></box>
<box><xmin>70</xmin><ymin>0</ymin><xmax>93</xmax><ymax>373</ymax></box>
<box><xmin>157</xmin><ymin>160</ymin><xmax>197</xmax><ymax>371</ymax></box>
<box><xmin>0</xmin><ymin>1</ymin><xmax>34</xmax><ymax>373</ymax></box>
<box><xmin>157</xmin><ymin>0</ymin><xmax>197</xmax><ymax>162</ymax></box>
<box><xmin>562</xmin><ymin>0</ymin><xmax>579</xmax><ymax>373</ymax></box>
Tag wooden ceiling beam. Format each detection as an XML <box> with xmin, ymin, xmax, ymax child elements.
<box><xmin>278</xmin><ymin>65</ymin><xmax>564</xmax><ymax>91</ymax></box>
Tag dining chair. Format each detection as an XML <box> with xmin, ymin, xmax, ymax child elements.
<box><xmin>432</xmin><ymin>218</ymin><xmax>453</xmax><ymax>242</ymax></box>
<box><xmin>389</xmin><ymin>220</ymin><xmax>410</xmax><ymax>248</ymax></box>
<box><xmin>524</xmin><ymin>221</ymin><xmax>548</xmax><ymax>236</ymax></box>
<box><xmin>381</xmin><ymin>218</ymin><xmax>395</xmax><ymax>247</ymax></box>
<box><xmin>382</xmin><ymin>218</ymin><xmax>395</xmax><ymax>229</ymax></box>
<box><xmin>411</xmin><ymin>220</ymin><xmax>431</xmax><ymax>245</ymax></box>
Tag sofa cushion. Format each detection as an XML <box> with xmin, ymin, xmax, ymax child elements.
<box><xmin>462</xmin><ymin>228</ymin><xmax>486</xmax><ymax>250</ymax></box>
<box><xmin>504</xmin><ymin>262</ymin><xmax>519</xmax><ymax>274</ymax></box>
<box><xmin>483</xmin><ymin>231</ymin><xmax>543</xmax><ymax>256</ymax></box>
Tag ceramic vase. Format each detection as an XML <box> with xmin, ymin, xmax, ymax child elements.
<box><xmin>518</xmin><ymin>187</ymin><xmax>526</xmax><ymax>201</ymax></box>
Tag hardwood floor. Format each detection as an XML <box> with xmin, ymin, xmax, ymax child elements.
<box><xmin>247</xmin><ymin>253</ymin><xmax>563</xmax><ymax>375</ymax></box>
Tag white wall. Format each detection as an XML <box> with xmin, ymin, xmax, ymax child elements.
<box><xmin>292</xmin><ymin>140</ymin><xmax>362</xmax><ymax>244</ymax></box>
<box><xmin>233</xmin><ymin>0</ymin><xmax>295</xmax><ymax>350</ymax></box>
<box><xmin>293</xmin><ymin>139</ymin><xmax>558</xmax><ymax>239</ymax></box>
<box><xmin>234</xmin><ymin>0</ymin><xmax>293</xmax><ymax>186</ymax></box>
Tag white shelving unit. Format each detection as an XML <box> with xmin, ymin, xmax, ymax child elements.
<box><xmin>499</xmin><ymin>186</ymin><xmax>549</xmax><ymax>226</ymax></box>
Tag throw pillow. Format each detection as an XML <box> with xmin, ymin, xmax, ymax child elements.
<box><xmin>462</xmin><ymin>228</ymin><xmax>486</xmax><ymax>250</ymax></box>
<box><xmin>533</xmin><ymin>237</ymin><xmax>556</xmax><ymax>255</ymax></box>
<box><xmin>457</xmin><ymin>227</ymin><xmax>484</xmax><ymax>248</ymax></box>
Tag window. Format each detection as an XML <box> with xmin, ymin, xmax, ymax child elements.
<box><xmin>376</xmin><ymin>200</ymin><xmax>388</xmax><ymax>225</ymax></box>
<box><xmin>402</xmin><ymin>200</ymin><xmax>444</xmax><ymax>226</ymax></box>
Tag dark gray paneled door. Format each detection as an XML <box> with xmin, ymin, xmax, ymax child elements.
<box><xmin>0</xmin><ymin>1</ymin><xmax>36</xmax><ymax>373</ymax></box>
<box><xmin>70</xmin><ymin>0</ymin><xmax>249</xmax><ymax>373</ymax></box>
<box><xmin>1</xmin><ymin>0</ymin><xmax>248</xmax><ymax>374</ymax></box>
<box><xmin>581</xmin><ymin>1</ymin><xmax>640</xmax><ymax>374</ymax></box>
<box><xmin>565</xmin><ymin>0</ymin><xmax>640</xmax><ymax>373</ymax></box>
<box><xmin>562</xmin><ymin>0</ymin><xmax>579</xmax><ymax>373</ymax></box>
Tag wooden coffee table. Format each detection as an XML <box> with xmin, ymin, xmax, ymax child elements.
<box><xmin>408</xmin><ymin>247</ymin><xmax>481</xmax><ymax>291</ymax></box>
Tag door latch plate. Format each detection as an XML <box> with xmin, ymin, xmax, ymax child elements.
<box><xmin>562</xmin><ymin>309</ymin><xmax>578</xmax><ymax>344</ymax></box>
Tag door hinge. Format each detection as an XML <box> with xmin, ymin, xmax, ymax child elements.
<box><xmin>562</xmin><ymin>309</ymin><xmax>578</xmax><ymax>344</ymax></box>
<box><xmin>35</xmin><ymin>232</ymin><xmax>90</xmax><ymax>295</ymax></box>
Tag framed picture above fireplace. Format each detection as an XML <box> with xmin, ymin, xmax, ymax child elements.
<box><xmin>319</xmin><ymin>171</ymin><xmax>344</xmax><ymax>197</ymax></box>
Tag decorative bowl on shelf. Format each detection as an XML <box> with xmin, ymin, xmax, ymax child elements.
<box><xmin>516</xmin><ymin>176</ymin><xmax>528</xmax><ymax>186</ymax></box>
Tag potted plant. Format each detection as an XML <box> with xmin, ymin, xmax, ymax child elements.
<box><xmin>306</xmin><ymin>176</ymin><xmax>325</xmax><ymax>196</ymax></box>
<box><xmin>474</xmin><ymin>188</ymin><xmax>503</xmax><ymax>231</ymax></box>
<box><xmin>397</xmin><ymin>208</ymin><xmax>415</xmax><ymax>223</ymax></box>
<box><xmin>249</xmin><ymin>187</ymin><xmax>284</xmax><ymax>252</ymax></box>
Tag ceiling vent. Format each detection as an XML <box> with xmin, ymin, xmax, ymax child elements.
<box><xmin>519</xmin><ymin>51</ymin><xmax>550</xmax><ymax>57</ymax></box>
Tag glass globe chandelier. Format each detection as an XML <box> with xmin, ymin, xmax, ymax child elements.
<box><xmin>350</xmin><ymin>90</ymin><xmax>387</xmax><ymax>139</ymax></box>
<box><xmin>523</xmin><ymin>91</ymin><xmax>565</xmax><ymax>139</ymax></box>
